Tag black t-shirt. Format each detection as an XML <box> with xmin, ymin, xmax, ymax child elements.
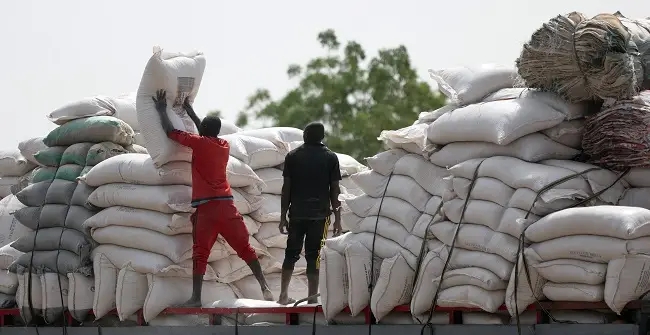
<box><xmin>283</xmin><ymin>143</ymin><xmax>342</xmax><ymax>219</ymax></box>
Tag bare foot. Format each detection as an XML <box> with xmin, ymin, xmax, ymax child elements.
<box><xmin>262</xmin><ymin>289</ymin><xmax>274</xmax><ymax>302</ymax></box>
<box><xmin>276</xmin><ymin>296</ymin><xmax>296</xmax><ymax>305</ymax></box>
<box><xmin>175</xmin><ymin>298</ymin><xmax>202</xmax><ymax>308</ymax></box>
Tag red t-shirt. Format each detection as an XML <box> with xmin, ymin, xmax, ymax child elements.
<box><xmin>168</xmin><ymin>130</ymin><xmax>232</xmax><ymax>201</ymax></box>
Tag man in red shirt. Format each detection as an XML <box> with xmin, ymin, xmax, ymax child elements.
<box><xmin>152</xmin><ymin>90</ymin><xmax>273</xmax><ymax>306</ymax></box>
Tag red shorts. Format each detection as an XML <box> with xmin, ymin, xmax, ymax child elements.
<box><xmin>190</xmin><ymin>200</ymin><xmax>257</xmax><ymax>275</ymax></box>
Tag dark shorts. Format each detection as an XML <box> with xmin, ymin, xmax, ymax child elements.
<box><xmin>282</xmin><ymin>217</ymin><xmax>330</xmax><ymax>274</ymax></box>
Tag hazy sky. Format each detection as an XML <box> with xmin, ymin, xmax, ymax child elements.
<box><xmin>0</xmin><ymin>0</ymin><xmax>646</xmax><ymax>150</ymax></box>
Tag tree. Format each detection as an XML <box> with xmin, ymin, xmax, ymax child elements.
<box><xmin>206</xmin><ymin>110</ymin><xmax>223</xmax><ymax>118</ymax></box>
<box><xmin>237</xmin><ymin>29</ymin><xmax>445</xmax><ymax>160</ymax></box>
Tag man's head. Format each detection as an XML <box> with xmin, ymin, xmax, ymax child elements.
<box><xmin>199</xmin><ymin>115</ymin><xmax>221</xmax><ymax>138</ymax></box>
<box><xmin>303</xmin><ymin>122</ymin><xmax>325</xmax><ymax>145</ymax></box>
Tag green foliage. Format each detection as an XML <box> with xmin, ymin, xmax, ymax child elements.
<box><xmin>237</xmin><ymin>29</ymin><xmax>445</xmax><ymax>160</ymax></box>
<box><xmin>206</xmin><ymin>110</ymin><xmax>223</xmax><ymax>118</ymax></box>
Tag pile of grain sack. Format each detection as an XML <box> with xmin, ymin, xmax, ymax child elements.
<box><xmin>56</xmin><ymin>47</ymin><xmax>365</xmax><ymax>326</ymax></box>
<box><xmin>317</xmin><ymin>64</ymin><xmax>650</xmax><ymax>325</ymax></box>
<box><xmin>6</xmin><ymin>111</ymin><xmax>144</xmax><ymax>324</ymax></box>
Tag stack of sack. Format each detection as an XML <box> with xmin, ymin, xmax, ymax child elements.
<box><xmin>0</xmin><ymin>150</ymin><xmax>36</xmax><ymax>198</ymax></box>
<box><xmin>317</xmin><ymin>126</ymin><xmax>455</xmax><ymax>323</ymax></box>
<box><xmin>46</xmin><ymin>93</ymin><xmax>143</xmax><ymax>146</ymax></box>
<box><xmin>8</xmin><ymin>114</ymin><xmax>139</xmax><ymax>324</ymax></box>
<box><xmin>75</xmin><ymin>47</ymin><xmax>235</xmax><ymax>324</ymax></box>
<box><xmin>508</xmin><ymin>206</ymin><xmax>650</xmax><ymax>318</ymax></box>
<box><xmin>419</xmin><ymin>65</ymin><xmax>630</xmax><ymax>320</ymax></box>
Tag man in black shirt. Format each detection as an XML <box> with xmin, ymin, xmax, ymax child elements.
<box><xmin>277</xmin><ymin>122</ymin><xmax>343</xmax><ymax>305</ymax></box>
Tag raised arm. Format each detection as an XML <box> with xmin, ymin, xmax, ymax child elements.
<box><xmin>154</xmin><ymin>90</ymin><xmax>202</xmax><ymax>148</ymax></box>
<box><xmin>183</xmin><ymin>97</ymin><xmax>202</xmax><ymax>131</ymax></box>
<box><xmin>152</xmin><ymin>90</ymin><xmax>175</xmax><ymax>135</ymax></box>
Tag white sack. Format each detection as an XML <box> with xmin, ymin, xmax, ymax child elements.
<box><xmin>91</xmin><ymin>226</ymin><xmax>225</xmax><ymax>263</ymax></box>
<box><xmin>533</xmin><ymin>259</ymin><xmax>606</xmax><ymax>285</ymax></box>
<box><xmin>345</xmin><ymin>195</ymin><xmax>421</xmax><ymax>233</ymax></box>
<box><xmin>0</xmin><ymin>195</ymin><xmax>32</xmax><ymax>247</ymax></box>
<box><xmin>344</xmin><ymin>213</ymin><xmax>410</xmax><ymax>245</ymax></box>
<box><xmin>443</xmin><ymin>198</ymin><xmax>535</xmax><ymax>238</ymax></box>
<box><xmin>437</xmin><ymin>285</ymin><xmax>505</xmax><ymax>313</ymax></box>
<box><xmin>116</xmin><ymin>265</ymin><xmax>148</xmax><ymax>321</ymax></box>
<box><xmin>336</xmin><ymin>153</ymin><xmax>367</xmax><ymax>176</ymax></box>
<box><xmin>136</xmin><ymin>47</ymin><xmax>205</xmax><ymax>166</ymax></box>
<box><xmin>410</xmin><ymin>243</ymin><xmax>513</xmax><ymax>316</ymax></box>
<box><xmin>0</xmin><ymin>245</ymin><xmax>23</xmax><ymax>270</ymax></box>
<box><xmin>47</xmin><ymin>95</ymin><xmax>124</xmax><ymax>125</ymax></box>
<box><xmin>433</xmin><ymin>267</ymin><xmax>506</xmax><ymax>291</ymax></box>
<box><xmin>370</xmin><ymin>254</ymin><xmax>414</xmax><ymax>321</ymax></box>
<box><xmin>542</xmin><ymin>282</ymin><xmax>604</xmax><ymax>302</ymax></box>
<box><xmin>0</xmin><ymin>150</ymin><xmax>35</xmax><ymax>177</ymax></box>
<box><xmin>393</xmin><ymin>154</ymin><xmax>450</xmax><ymax>197</ymax></box>
<box><xmin>541</xmin><ymin>119</ymin><xmax>584</xmax><ymax>149</ymax></box>
<box><xmin>529</xmin><ymin>235</ymin><xmax>650</xmax><ymax>263</ymax></box>
<box><xmin>524</xmin><ymin>206</ymin><xmax>650</xmax><ymax>242</ymax></box>
<box><xmin>221</xmin><ymin>134</ymin><xmax>288</xmax><ymax>170</ymax></box>
<box><xmin>0</xmin><ymin>270</ymin><xmax>17</xmax><ymax>295</ymax></box>
<box><xmin>320</xmin><ymin>247</ymin><xmax>348</xmax><ymax>320</ymax></box>
<box><xmin>505</xmin><ymin>249</ymin><xmax>546</xmax><ymax>316</ymax></box>
<box><xmin>16</xmin><ymin>273</ymin><xmax>43</xmax><ymax>323</ymax></box>
<box><xmin>218</xmin><ymin>119</ymin><xmax>241</xmax><ymax>135</ymax></box>
<box><xmin>450</xmin><ymin>156</ymin><xmax>626</xmax><ymax>205</ymax></box>
<box><xmin>430</xmin><ymin>221</ymin><xmax>519</xmax><ymax>262</ymax></box>
<box><xmin>429</xmin><ymin>133</ymin><xmax>579</xmax><ymax>167</ymax></box>
<box><xmin>84</xmin><ymin>206</ymin><xmax>192</xmax><ymax>235</ymax></box>
<box><xmin>605</xmin><ymin>255</ymin><xmax>650</xmax><ymax>314</ymax></box>
<box><xmin>93</xmin><ymin>253</ymin><xmax>119</xmax><ymax>319</ymax></box>
<box><xmin>366</xmin><ymin>149</ymin><xmax>408</xmax><ymax>176</ymax></box>
<box><xmin>67</xmin><ymin>272</ymin><xmax>94</xmax><ymax>322</ymax></box>
<box><xmin>378</xmin><ymin>124</ymin><xmax>431</xmax><ymax>156</ymax></box>
<box><xmin>429</xmin><ymin>64</ymin><xmax>516</xmax><ymax>105</ymax></box>
<box><xmin>427</xmin><ymin>93</ymin><xmax>566</xmax><ymax>145</ymax></box>
<box><xmin>18</xmin><ymin>138</ymin><xmax>48</xmax><ymax>167</ymax></box>
<box><xmin>255</xmin><ymin>168</ymin><xmax>283</xmax><ymax>194</ymax></box>
<box><xmin>326</xmin><ymin>232</ymin><xmax>417</xmax><ymax>268</ymax></box>
<box><xmin>0</xmin><ymin>176</ymin><xmax>20</xmax><ymax>198</ymax></box>
<box><xmin>88</xmin><ymin>183</ymin><xmax>192</xmax><ymax>213</ymax></box>
<box><xmin>351</xmin><ymin>171</ymin><xmax>430</xmax><ymax>212</ymax></box>
<box><xmin>237</xmin><ymin>127</ymin><xmax>304</xmax><ymax>144</ymax></box>
<box><xmin>80</xmin><ymin>153</ymin><xmax>191</xmax><ymax>186</ymax></box>
<box><xmin>344</xmin><ymin>242</ymin><xmax>382</xmax><ymax>316</ymax></box>
<box><xmin>452</xmin><ymin>176</ymin><xmax>514</xmax><ymax>207</ymax></box>
<box><xmin>39</xmin><ymin>273</ymin><xmax>69</xmax><ymax>323</ymax></box>
<box><xmin>249</xmin><ymin>194</ymin><xmax>281</xmax><ymax>223</ymax></box>
<box><xmin>619</xmin><ymin>188</ymin><xmax>650</xmax><ymax>210</ymax></box>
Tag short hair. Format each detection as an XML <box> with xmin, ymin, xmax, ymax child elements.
<box><xmin>303</xmin><ymin>122</ymin><xmax>325</xmax><ymax>144</ymax></box>
<box><xmin>199</xmin><ymin>115</ymin><xmax>221</xmax><ymax>137</ymax></box>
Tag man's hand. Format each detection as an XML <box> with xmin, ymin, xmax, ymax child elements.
<box><xmin>332</xmin><ymin>217</ymin><xmax>343</xmax><ymax>237</ymax></box>
<box><xmin>152</xmin><ymin>89</ymin><xmax>167</xmax><ymax>112</ymax></box>
<box><xmin>183</xmin><ymin>97</ymin><xmax>193</xmax><ymax>111</ymax></box>
<box><xmin>279</xmin><ymin>216</ymin><xmax>289</xmax><ymax>235</ymax></box>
